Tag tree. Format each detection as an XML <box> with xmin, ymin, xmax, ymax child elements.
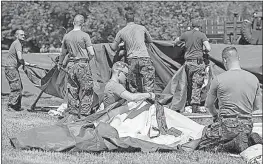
<box><xmin>1</xmin><ymin>1</ymin><xmax>262</xmax><ymax>52</ymax></box>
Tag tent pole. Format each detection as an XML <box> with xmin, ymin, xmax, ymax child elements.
<box><xmin>29</xmin><ymin>89</ymin><xmax>45</xmax><ymax>111</ymax></box>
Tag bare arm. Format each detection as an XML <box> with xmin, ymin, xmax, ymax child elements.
<box><xmin>17</xmin><ymin>51</ymin><xmax>23</xmax><ymax>61</ymax></box>
<box><xmin>205</xmin><ymin>78</ymin><xmax>219</xmax><ymax>117</ymax></box>
<box><xmin>58</xmin><ymin>38</ymin><xmax>68</xmax><ymax>65</ymax></box>
<box><xmin>203</xmin><ymin>40</ymin><xmax>211</xmax><ymax>52</ymax></box>
<box><xmin>205</xmin><ymin>93</ymin><xmax>218</xmax><ymax>117</ymax></box>
<box><xmin>120</xmin><ymin>90</ymin><xmax>154</xmax><ymax>102</ymax></box>
<box><xmin>145</xmin><ymin>28</ymin><xmax>153</xmax><ymax>43</ymax></box>
<box><xmin>253</xmin><ymin>83</ymin><xmax>262</xmax><ymax>111</ymax></box>
<box><xmin>87</xmin><ymin>46</ymin><xmax>95</xmax><ymax>56</ymax></box>
<box><xmin>173</xmin><ymin>37</ymin><xmax>180</xmax><ymax>46</ymax></box>
<box><xmin>110</xmin><ymin>41</ymin><xmax>120</xmax><ymax>52</ymax></box>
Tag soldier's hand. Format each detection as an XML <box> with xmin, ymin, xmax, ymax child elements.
<box><xmin>29</xmin><ymin>63</ymin><xmax>37</xmax><ymax>67</ymax></box>
<box><xmin>57</xmin><ymin>63</ymin><xmax>62</xmax><ymax>70</ymax></box>
<box><xmin>119</xmin><ymin>42</ymin><xmax>125</xmax><ymax>47</ymax></box>
<box><xmin>149</xmin><ymin>92</ymin><xmax>155</xmax><ymax>100</ymax></box>
<box><xmin>212</xmin><ymin>115</ymin><xmax>219</xmax><ymax>123</ymax></box>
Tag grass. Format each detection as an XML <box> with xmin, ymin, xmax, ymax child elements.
<box><xmin>1</xmin><ymin>52</ymin><xmax>257</xmax><ymax>164</ymax></box>
<box><xmin>1</xmin><ymin>94</ymin><xmax>248</xmax><ymax>164</ymax></box>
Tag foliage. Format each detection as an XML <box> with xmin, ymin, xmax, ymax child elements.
<box><xmin>1</xmin><ymin>1</ymin><xmax>262</xmax><ymax>52</ymax></box>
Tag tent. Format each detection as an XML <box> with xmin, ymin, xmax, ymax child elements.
<box><xmin>20</xmin><ymin>41</ymin><xmax>262</xmax><ymax>112</ymax></box>
<box><xmin>8</xmin><ymin>41</ymin><xmax>262</xmax><ymax>153</ymax></box>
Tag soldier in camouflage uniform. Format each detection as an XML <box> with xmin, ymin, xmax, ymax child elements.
<box><xmin>110</xmin><ymin>8</ymin><xmax>155</xmax><ymax>93</ymax></box>
<box><xmin>198</xmin><ymin>47</ymin><xmax>261</xmax><ymax>153</ymax></box>
<box><xmin>173</xmin><ymin>19</ymin><xmax>211</xmax><ymax>113</ymax></box>
<box><xmin>4</xmin><ymin>30</ymin><xmax>35</xmax><ymax>111</ymax></box>
<box><xmin>58</xmin><ymin>15</ymin><xmax>95</xmax><ymax>119</ymax></box>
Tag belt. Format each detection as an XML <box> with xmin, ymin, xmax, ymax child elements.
<box><xmin>220</xmin><ymin>114</ymin><xmax>252</xmax><ymax>119</ymax></box>
<box><xmin>68</xmin><ymin>58</ymin><xmax>89</xmax><ymax>63</ymax></box>
<box><xmin>186</xmin><ymin>58</ymin><xmax>203</xmax><ymax>62</ymax></box>
<box><xmin>69</xmin><ymin>111</ymin><xmax>89</xmax><ymax>117</ymax></box>
<box><xmin>186</xmin><ymin>58</ymin><xmax>204</xmax><ymax>65</ymax></box>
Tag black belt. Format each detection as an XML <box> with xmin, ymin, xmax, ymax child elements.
<box><xmin>186</xmin><ymin>58</ymin><xmax>204</xmax><ymax>64</ymax></box>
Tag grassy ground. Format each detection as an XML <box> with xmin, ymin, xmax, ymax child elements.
<box><xmin>1</xmin><ymin>92</ymin><xmax>247</xmax><ymax>164</ymax></box>
<box><xmin>1</xmin><ymin>52</ymin><xmax>257</xmax><ymax>164</ymax></box>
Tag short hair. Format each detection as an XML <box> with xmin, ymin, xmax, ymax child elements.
<box><xmin>222</xmin><ymin>46</ymin><xmax>238</xmax><ymax>59</ymax></box>
<box><xmin>74</xmin><ymin>14</ymin><xmax>85</xmax><ymax>26</ymax></box>
<box><xmin>192</xmin><ymin>19</ymin><xmax>202</xmax><ymax>28</ymax></box>
<box><xmin>15</xmin><ymin>29</ymin><xmax>24</xmax><ymax>36</ymax></box>
<box><xmin>124</xmin><ymin>8</ymin><xmax>134</xmax><ymax>22</ymax></box>
<box><xmin>112</xmin><ymin>61</ymin><xmax>129</xmax><ymax>74</ymax></box>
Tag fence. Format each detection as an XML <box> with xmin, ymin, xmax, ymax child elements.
<box><xmin>202</xmin><ymin>18</ymin><xmax>243</xmax><ymax>44</ymax></box>
<box><xmin>180</xmin><ymin>15</ymin><xmax>244</xmax><ymax>44</ymax></box>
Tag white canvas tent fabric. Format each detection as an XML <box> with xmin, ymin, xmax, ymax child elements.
<box><xmin>99</xmin><ymin>101</ymin><xmax>205</xmax><ymax>146</ymax></box>
<box><xmin>51</xmin><ymin>101</ymin><xmax>262</xmax><ymax>146</ymax></box>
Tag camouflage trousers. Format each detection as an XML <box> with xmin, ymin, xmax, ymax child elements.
<box><xmin>185</xmin><ymin>60</ymin><xmax>205</xmax><ymax>105</ymax></box>
<box><xmin>4</xmin><ymin>67</ymin><xmax>23</xmax><ymax>110</ymax></box>
<box><xmin>127</xmin><ymin>57</ymin><xmax>155</xmax><ymax>93</ymax></box>
<box><xmin>66</xmin><ymin>62</ymin><xmax>94</xmax><ymax>118</ymax></box>
<box><xmin>198</xmin><ymin>116</ymin><xmax>253</xmax><ymax>154</ymax></box>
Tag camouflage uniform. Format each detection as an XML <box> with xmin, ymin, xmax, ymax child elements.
<box><xmin>198</xmin><ymin>115</ymin><xmax>253</xmax><ymax>154</ymax></box>
<box><xmin>185</xmin><ymin>60</ymin><xmax>205</xmax><ymax>105</ymax></box>
<box><xmin>127</xmin><ymin>57</ymin><xmax>155</xmax><ymax>93</ymax></box>
<box><xmin>59</xmin><ymin>28</ymin><xmax>95</xmax><ymax>119</ymax></box>
<box><xmin>67</xmin><ymin>61</ymin><xmax>94</xmax><ymax>118</ymax></box>
<box><xmin>4</xmin><ymin>67</ymin><xmax>23</xmax><ymax>110</ymax></box>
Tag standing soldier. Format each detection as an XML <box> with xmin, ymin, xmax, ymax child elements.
<box><xmin>173</xmin><ymin>19</ymin><xmax>211</xmax><ymax>113</ymax></box>
<box><xmin>110</xmin><ymin>8</ymin><xmax>155</xmax><ymax>93</ymax></box>
<box><xmin>58</xmin><ymin>14</ymin><xmax>95</xmax><ymax>119</ymax></box>
<box><xmin>4</xmin><ymin>30</ymin><xmax>35</xmax><ymax>111</ymax></box>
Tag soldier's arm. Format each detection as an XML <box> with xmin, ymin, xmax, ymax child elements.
<box><xmin>110</xmin><ymin>41</ymin><xmax>120</xmax><ymax>52</ymax></box>
<box><xmin>110</xmin><ymin>31</ymin><xmax>122</xmax><ymax>52</ymax></box>
<box><xmin>85</xmin><ymin>34</ymin><xmax>95</xmax><ymax>56</ymax></box>
<box><xmin>58</xmin><ymin>36</ymin><xmax>68</xmax><ymax>65</ymax></box>
<box><xmin>203</xmin><ymin>41</ymin><xmax>211</xmax><ymax>52</ymax></box>
<box><xmin>253</xmin><ymin>82</ymin><xmax>262</xmax><ymax>111</ymax></box>
<box><xmin>173</xmin><ymin>33</ymin><xmax>186</xmax><ymax>47</ymax></box>
<box><xmin>173</xmin><ymin>37</ymin><xmax>180</xmax><ymax>46</ymax></box>
<box><xmin>15</xmin><ymin>42</ymin><xmax>30</xmax><ymax>66</ymax></box>
<box><xmin>144</xmin><ymin>27</ymin><xmax>153</xmax><ymax>43</ymax></box>
<box><xmin>202</xmin><ymin>34</ymin><xmax>211</xmax><ymax>52</ymax></box>
<box><xmin>205</xmin><ymin>77</ymin><xmax>219</xmax><ymax>117</ymax></box>
<box><xmin>120</xmin><ymin>91</ymin><xmax>155</xmax><ymax>102</ymax></box>
<box><xmin>87</xmin><ymin>46</ymin><xmax>95</xmax><ymax>56</ymax></box>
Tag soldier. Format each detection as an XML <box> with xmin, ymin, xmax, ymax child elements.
<box><xmin>58</xmin><ymin>14</ymin><xmax>95</xmax><ymax>119</ymax></box>
<box><xmin>110</xmin><ymin>8</ymin><xmax>155</xmax><ymax>93</ymax></box>
<box><xmin>198</xmin><ymin>47</ymin><xmax>262</xmax><ymax>153</ymax></box>
<box><xmin>99</xmin><ymin>61</ymin><xmax>155</xmax><ymax>122</ymax></box>
<box><xmin>173</xmin><ymin>19</ymin><xmax>211</xmax><ymax>113</ymax></box>
<box><xmin>4</xmin><ymin>30</ymin><xmax>35</xmax><ymax>111</ymax></box>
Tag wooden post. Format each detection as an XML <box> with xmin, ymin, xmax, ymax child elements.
<box><xmin>224</xmin><ymin>21</ymin><xmax>227</xmax><ymax>44</ymax></box>
<box><xmin>233</xmin><ymin>13</ymin><xmax>238</xmax><ymax>44</ymax></box>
